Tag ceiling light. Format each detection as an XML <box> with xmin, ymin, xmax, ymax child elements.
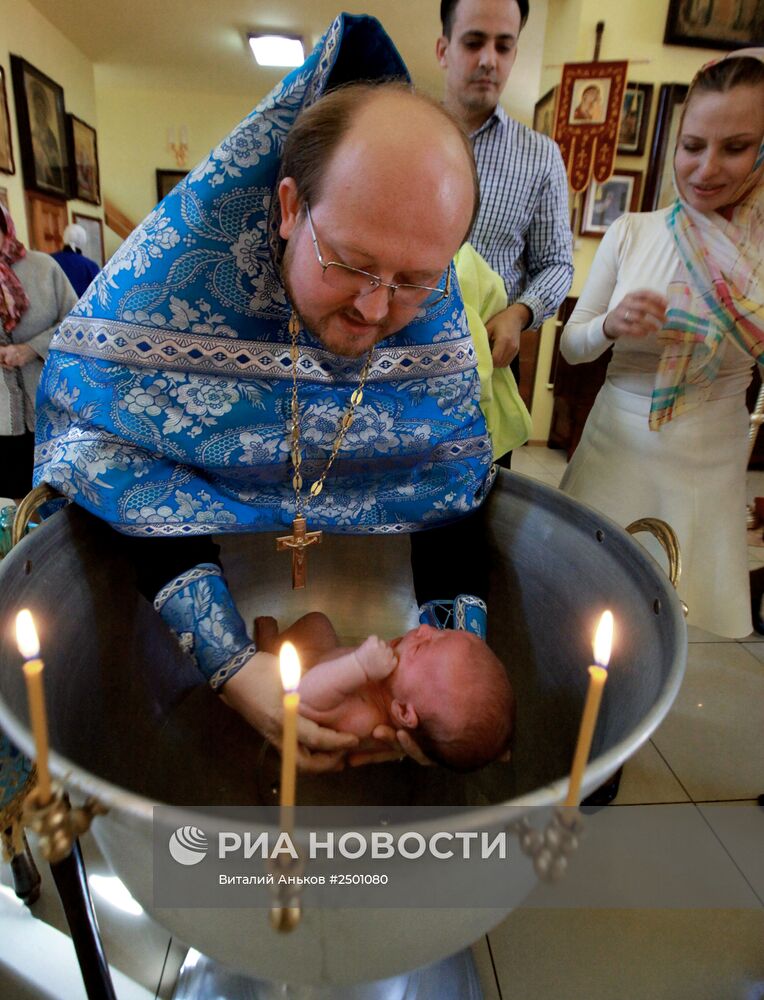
<box><xmin>248</xmin><ymin>34</ymin><xmax>304</xmax><ymax>67</ymax></box>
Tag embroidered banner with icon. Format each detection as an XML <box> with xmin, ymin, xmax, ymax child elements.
<box><xmin>553</xmin><ymin>61</ymin><xmax>628</xmax><ymax>192</ymax></box>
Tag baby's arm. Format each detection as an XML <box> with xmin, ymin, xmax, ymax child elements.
<box><xmin>299</xmin><ymin>637</ymin><xmax>396</xmax><ymax>711</ymax></box>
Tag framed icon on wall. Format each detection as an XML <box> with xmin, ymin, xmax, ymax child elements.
<box><xmin>67</xmin><ymin>114</ymin><xmax>100</xmax><ymax>205</ymax></box>
<box><xmin>664</xmin><ymin>0</ymin><xmax>764</xmax><ymax>50</ymax></box>
<box><xmin>0</xmin><ymin>66</ymin><xmax>15</xmax><ymax>175</ymax></box>
<box><xmin>10</xmin><ymin>55</ymin><xmax>70</xmax><ymax>199</ymax></box>
<box><xmin>641</xmin><ymin>83</ymin><xmax>688</xmax><ymax>211</ymax></box>
<box><xmin>580</xmin><ymin>170</ymin><xmax>643</xmax><ymax>238</ymax></box>
<box><xmin>617</xmin><ymin>83</ymin><xmax>653</xmax><ymax>157</ymax></box>
<box><xmin>156</xmin><ymin>168</ymin><xmax>187</xmax><ymax>204</ymax></box>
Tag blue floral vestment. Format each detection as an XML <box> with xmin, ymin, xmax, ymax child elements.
<box><xmin>34</xmin><ymin>14</ymin><xmax>493</xmax><ymax>538</ymax></box>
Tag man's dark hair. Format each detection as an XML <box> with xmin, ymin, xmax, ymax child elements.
<box><xmin>440</xmin><ymin>0</ymin><xmax>529</xmax><ymax>37</ymax></box>
<box><xmin>0</xmin><ymin>207</ymin><xmax>7</xmax><ymax>236</ymax></box>
<box><xmin>277</xmin><ymin>80</ymin><xmax>480</xmax><ymax>244</ymax></box>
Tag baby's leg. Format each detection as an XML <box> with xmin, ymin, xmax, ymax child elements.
<box><xmin>254</xmin><ymin>616</ymin><xmax>280</xmax><ymax>652</ymax></box>
<box><xmin>276</xmin><ymin>612</ymin><xmax>340</xmax><ymax>668</ymax></box>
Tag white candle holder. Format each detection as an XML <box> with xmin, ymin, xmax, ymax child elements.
<box><xmin>509</xmin><ymin>807</ymin><xmax>584</xmax><ymax>881</ymax></box>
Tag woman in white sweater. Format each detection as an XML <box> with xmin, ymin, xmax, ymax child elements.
<box><xmin>0</xmin><ymin>205</ymin><xmax>76</xmax><ymax>500</ymax></box>
<box><xmin>559</xmin><ymin>50</ymin><xmax>764</xmax><ymax>638</ymax></box>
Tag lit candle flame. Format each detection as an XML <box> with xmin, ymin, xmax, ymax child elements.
<box><xmin>593</xmin><ymin>610</ymin><xmax>613</xmax><ymax>668</ymax></box>
<box><xmin>279</xmin><ymin>641</ymin><xmax>301</xmax><ymax>692</ymax></box>
<box><xmin>16</xmin><ymin>609</ymin><xmax>40</xmax><ymax>660</ymax></box>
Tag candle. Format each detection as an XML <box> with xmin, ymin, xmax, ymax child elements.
<box><xmin>15</xmin><ymin>609</ymin><xmax>52</xmax><ymax>806</ymax></box>
<box><xmin>564</xmin><ymin>610</ymin><xmax>614</xmax><ymax>808</ymax></box>
<box><xmin>279</xmin><ymin>641</ymin><xmax>301</xmax><ymax>823</ymax></box>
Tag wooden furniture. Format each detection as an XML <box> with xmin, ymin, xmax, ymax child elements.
<box><xmin>547</xmin><ymin>297</ymin><xmax>611</xmax><ymax>459</ymax></box>
<box><xmin>517</xmin><ymin>326</ymin><xmax>541</xmax><ymax>412</ymax></box>
<box><xmin>25</xmin><ymin>190</ymin><xmax>67</xmax><ymax>252</ymax></box>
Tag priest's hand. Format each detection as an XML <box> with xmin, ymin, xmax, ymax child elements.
<box><xmin>347</xmin><ymin>725</ymin><xmax>433</xmax><ymax>767</ymax></box>
<box><xmin>220</xmin><ymin>651</ymin><xmax>359</xmax><ymax>773</ymax></box>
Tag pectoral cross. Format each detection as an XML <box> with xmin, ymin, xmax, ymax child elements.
<box><xmin>276</xmin><ymin>515</ymin><xmax>322</xmax><ymax>589</ymax></box>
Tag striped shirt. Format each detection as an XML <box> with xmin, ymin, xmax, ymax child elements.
<box><xmin>470</xmin><ymin>106</ymin><xmax>573</xmax><ymax>329</ymax></box>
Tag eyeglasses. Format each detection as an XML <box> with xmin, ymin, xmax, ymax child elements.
<box><xmin>305</xmin><ymin>204</ymin><xmax>450</xmax><ymax>309</ymax></box>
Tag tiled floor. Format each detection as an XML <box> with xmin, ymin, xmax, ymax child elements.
<box><xmin>1</xmin><ymin>445</ymin><xmax>762</xmax><ymax>998</ymax></box>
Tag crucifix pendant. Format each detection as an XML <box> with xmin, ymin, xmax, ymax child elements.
<box><xmin>276</xmin><ymin>515</ymin><xmax>323</xmax><ymax>589</ymax></box>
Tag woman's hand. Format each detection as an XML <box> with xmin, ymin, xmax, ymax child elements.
<box><xmin>0</xmin><ymin>343</ymin><xmax>37</xmax><ymax>368</ymax></box>
<box><xmin>220</xmin><ymin>650</ymin><xmax>359</xmax><ymax>773</ymax></box>
<box><xmin>603</xmin><ymin>290</ymin><xmax>668</xmax><ymax>342</ymax></box>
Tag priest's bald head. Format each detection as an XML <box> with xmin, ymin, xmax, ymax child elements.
<box><xmin>278</xmin><ymin>83</ymin><xmax>479</xmax><ymax>357</ymax></box>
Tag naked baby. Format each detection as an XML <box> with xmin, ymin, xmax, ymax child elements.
<box><xmin>255</xmin><ymin>612</ymin><xmax>514</xmax><ymax>771</ymax></box>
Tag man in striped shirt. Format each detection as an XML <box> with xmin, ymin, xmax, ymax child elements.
<box><xmin>437</xmin><ymin>0</ymin><xmax>573</xmax><ymax>460</ymax></box>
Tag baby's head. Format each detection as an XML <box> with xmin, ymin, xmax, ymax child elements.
<box><xmin>387</xmin><ymin>624</ymin><xmax>514</xmax><ymax>771</ymax></box>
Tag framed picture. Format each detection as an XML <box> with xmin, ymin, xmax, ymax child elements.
<box><xmin>533</xmin><ymin>86</ymin><xmax>557</xmax><ymax>137</ymax></box>
<box><xmin>0</xmin><ymin>66</ymin><xmax>14</xmax><ymax>175</ymax></box>
<box><xmin>553</xmin><ymin>60</ymin><xmax>628</xmax><ymax>192</ymax></box>
<box><xmin>664</xmin><ymin>0</ymin><xmax>764</xmax><ymax>50</ymax></box>
<box><xmin>67</xmin><ymin>114</ymin><xmax>100</xmax><ymax>205</ymax></box>
<box><xmin>25</xmin><ymin>190</ymin><xmax>68</xmax><ymax>252</ymax></box>
<box><xmin>73</xmin><ymin>211</ymin><xmax>105</xmax><ymax>267</ymax></box>
<box><xmin>568</xmin><ymin>77</ymin><xmax>611</xmax><ymax>126</ymax></box>
<box><xmin>156</xmin><ymin>169</ymin><xmax>187</xmax><ymax>203</ymax></box>
<box><xmin>10</xmin><ymin>55</ymin><xmax>69</xmax><ymax>199</ymax></box>
<box><xmin>580</xmin><ymin>170</ymin><xmax>643</xmax><ymax>238</ymax></box>
<box><xmin>641</xmin><ymin>83</ymin><xmax>688</xmax><ymax>212</ymax></box>
<box><xmin>617</xmin><ymin>82</ymin><xmax>653</xmax><ymax>156</ymax></box>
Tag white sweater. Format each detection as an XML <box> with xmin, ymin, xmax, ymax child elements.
<box><xmin>560</xmin><ymin>208</ymin><xmax>754</xmax><ymax>401</ymax></box>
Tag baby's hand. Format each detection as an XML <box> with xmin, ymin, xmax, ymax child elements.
<box><xmin>354</xmin><ymin>635</ymin><xmax>397</xmax><ymax>681</ymax></box>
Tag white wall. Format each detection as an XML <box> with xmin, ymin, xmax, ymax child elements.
<box><xmin>94</xmin><ymin>72</ymin><xmax>255</xmax><ymax>258</ymax></box>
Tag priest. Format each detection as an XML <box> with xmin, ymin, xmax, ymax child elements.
<box><xmin>34</xmin><ymin>15</ymin><xmax>500</xmax><ymax>770</ymax></box>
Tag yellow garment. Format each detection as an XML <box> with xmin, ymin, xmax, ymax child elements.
<box><xmin>455</xmin><ymin>243</ymin><xmax>532</xmax><ymax>458</ymax></box>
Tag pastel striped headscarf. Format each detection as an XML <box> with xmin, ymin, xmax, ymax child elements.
<box><xmin>649</xmin><ymin>48</ymin><xmax>764</xmax><ymax>431</ymax></box>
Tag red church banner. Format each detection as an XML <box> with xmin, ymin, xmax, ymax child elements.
<box><xmin>553</xmin><ymin>61</ymin><xmax>628</xmax><ymax>192</ymax></box>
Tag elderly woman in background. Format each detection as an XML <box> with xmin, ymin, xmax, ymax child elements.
<box><xmin>51</xmin><ymin>222</ymin><xmax>100</xmax><ymax>298</ymax></box>
<box><xmin>0</xmin><ymin>204</ymin><xmax>76</xmax><ymax>903</ymax></box>
<box><xmin>0</xmin><ymin>205</ymin><xmax>76</xmax><ymax>501</ymax></box>
<box><xmin>559</xmin><ymin>50</ymin><xmax>764</xmax><ymax>639</ymax></box>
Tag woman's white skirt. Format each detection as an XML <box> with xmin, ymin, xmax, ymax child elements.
<box><xmin>559</xmin><ymin>380</ymin><xmax>752</xmax><ymax>638</ymax></box>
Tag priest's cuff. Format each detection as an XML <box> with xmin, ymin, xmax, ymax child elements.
<box><xmin>153</xmin><ymin>564</ymin><xmax>256</xmax><ymax>691</ymax></box>
<box><xmin>418</xmin><ymin>594</ymin><xmax>487</xmax><ymax>639</ymax></box>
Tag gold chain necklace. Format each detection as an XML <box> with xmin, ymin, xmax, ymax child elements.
<box><xmin>276</xmin><ymin>311</ymin><xmax>374</xmax><ymax>589</ymax></box>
